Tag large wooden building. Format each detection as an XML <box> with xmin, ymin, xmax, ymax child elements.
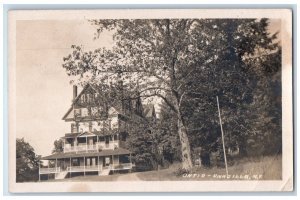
<box><xmin>39</xmin><ymin>84</ymin><xmax>155</xmax><ymax>180</ymax></box>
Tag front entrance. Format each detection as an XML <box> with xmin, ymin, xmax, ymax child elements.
<box><xmin>86</xmin><ymin>157</ymin><xmax>97</xmax><ymax>166</ymax></box>
<box><xmin>104</xmin><ymin>156</ymin><xmax>110</xmax><ymax>167</ymax></box>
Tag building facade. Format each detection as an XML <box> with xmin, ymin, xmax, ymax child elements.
<box><xmin>39</xmin><ymin>83</ymin><xmax>149</xmax><ymax>180</ymax></box>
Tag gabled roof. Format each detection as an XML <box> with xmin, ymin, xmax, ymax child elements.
<box><xmin>62</xmin><ymin>107</ymin><xmax>73</xmax><ymax>120</ymax></box>
<box><xmin>62</xmin><ymin>84</ymin><xmax>123</xmax><ymax>120</ymax></box>
<box><xmin>62</xmin><ymin>83</ymin><xmax>147</xmax><ymax>122</ymax></box>
<box><xmin>62</xmin><ymin>84</ymin><xmax>91</xmax><ymax>120</ymax></box>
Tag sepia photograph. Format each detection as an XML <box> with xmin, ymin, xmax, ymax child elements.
<box><xmin>8</xmin><ymin>9</ymin><xmax>293</xmax><ymax>192</ymax></box>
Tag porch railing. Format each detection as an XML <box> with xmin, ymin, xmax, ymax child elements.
<box><xmin>66</xmin><ymin>165</ymin><xmax>103</xmax><ymax>172</ymax></box>
<box><xmin>64</xmin><ymin>142</ymin><xmax>119</xmax><ymax>153</ymax></box>
<box><xmin>39</xmin><ymin>163</ymin><xmax>132</xmax><ymax>175</ymax></box>
<box><xmin>39</xmin><ymin>167</ymin><xmax>61</xmax><ymax>174</ymax></box>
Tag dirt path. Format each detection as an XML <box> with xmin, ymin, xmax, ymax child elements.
<box><xmin>116</xmin><ymin>172</ymin><xmax>141</xmax><ymax>181</ymax></box>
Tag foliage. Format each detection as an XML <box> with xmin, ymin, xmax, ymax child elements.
<box><xmin>154</xmin><ymin>99</ymin><xmax>182</xmax><ymax>163</ymax></box>
<box><xmin>16</xmin><ymin>138</ymin><xmax>40</xmax><ymax>182</ymax></box>
<box><xmin>52</xmin><ymin>139</ymin><xmax>64</xmax><ymax>154</ymax></box>
<box><xmin>124</xmin><ymin>121</ymin><xmax>158</xmax><ymax>171</ymax></box>
<box><xmin>179</xmin><ymin>19</ymin><xmax>281</xmax><ymax>160</ymax></box>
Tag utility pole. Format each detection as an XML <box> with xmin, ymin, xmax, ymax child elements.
<box><xmin>216</xmin><ymin>96</ymin><xmax>228</xmax><ymax>176</ymax></box>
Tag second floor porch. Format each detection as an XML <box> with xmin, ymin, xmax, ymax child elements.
<box><xmin>64</xmin><ymin>141</ymin><xmax>119</xmax><ymax>153</ymax></box>
<box><xmin>62</xmin><ymin>132</ymin><xmax>124</xmax><ymax>153</ymax></box>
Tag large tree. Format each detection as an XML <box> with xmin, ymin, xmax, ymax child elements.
<box><xmin>62</xmin><ymin>18</ymin><xmax>280</xmax><ymax>170</ymax></box>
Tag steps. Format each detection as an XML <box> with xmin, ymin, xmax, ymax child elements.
<box><xmin>98</xmin><ymin>169</ymin><xmax>110</xmax><ymax>176</ymax></box>
<box><xmin>55</xmin><ymin>171</ymin><xmax>68</xmax><ymax>179</ymax></box>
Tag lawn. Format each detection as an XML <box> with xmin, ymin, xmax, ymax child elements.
<box><xmin>136</xmin><ymin>155</ymin><xmax>282</xmax><ymax>181</ymax></box>
<box><xmin>46</xmin><ymin>173</ymin><xmax>121</xmax><ymax>182</ymax></box>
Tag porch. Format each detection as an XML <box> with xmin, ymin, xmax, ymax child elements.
<box><xmin>63</xmin><ymin>141</ymin><xmax>119</xmax><ymax>153</ymax></box>
<box><xmin>39</xmin><ymin>149</ymin><xmax>133</xmax><ymax>180</ymax></box>
<box><xmin>39</xmin><ymin>163</ymin><xmax>133</xmax><ymax>174</ymax></box>
<box><xmin>63</xmin><ymin>133</ymin><xmax>120</xmax><ymax>153</ymax></box>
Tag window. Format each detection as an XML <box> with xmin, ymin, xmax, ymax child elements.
<box><xmin>114</xmin><ymin>134</ymin><xmax>118</xmax><ymax>140</ymax></box>
<box><xmin>91</xmin><ymin>93</ymin><xmax>94</xmax><ymax>102</ymax></box>
<box><xmin>86</xmin><ymin>94</ymin><xmax>90</xmax><ymax>103</ymax></box>
<box><xmin>81</xmin><ymin>108</ymin><xmax>88</xmax><ymax>117</ymax></box>
<box><xmin>91</xmin><ymin>107</ymin><xmax>98</xmax><ymax>116</ymax></box>
<box><xmin>105</xmin><ymin>136</ymin><xmax>110</xmax><ymax>144</ymax></box>
<box><xmin>71</xmin><ymin>123</ymin><xmax>77</xmax><ymax>133</ymax></box>
<box><xmin>79</xmin><ymin>122</ymin><xmax>89</xmax><ymax>132</ymax></box>
<box><xmin>74</xmin><ymin>109</ymin><xmax>81</xmax><ymax>117</ymax></box>
<box><xmin>72</xmin><ymin>158</ymin><xmax>79</xmax><ymax>166</ymax></box>
<box><xmin>87</xmin><ymin>94</ymin><xmax>93</xmax><ymax>103</ymax></box>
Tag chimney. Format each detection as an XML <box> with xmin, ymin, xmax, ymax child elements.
<box><xmin>73</xmin><ymin>85</ymin><xmax>77</xmax><ymax>100</ymax></box>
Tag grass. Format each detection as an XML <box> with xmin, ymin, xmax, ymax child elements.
<box><xmin>136</xmin><ymin>155</ymin><xmax>282</xmax><ymax>181</ymax></box>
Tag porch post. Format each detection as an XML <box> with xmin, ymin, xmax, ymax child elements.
<box><xmin>38</xmin><ymin>160</ymin><xmax>41</xmax><ymax>182</ymax></box>
<box><xmin>48</xmin><ymin>161</ymin><xmax>50</xmax><ymax>180</ymax></box>
<box><xmin>84</xmin><ymin>157</ymin><xmax>86</xmax><ymax>176</ymax></box>
<box><xmin>129</xmin><ymin>153</ymin><xmax>132</xmax><ymax>172</ymax></box>
<box><xmin>55</xmin><ymin>158</ymin><xmax>58</xmax><ymax>179</ymax></box>
<box><xmin>75</xmin><ymin>137</ymin><xmax>78</xmax><ymax>152</ymax></box>
<box><xmin>86</xmin><ymin>136</ymin><xmax>88</xmax><ymax>153</ymax></box>
<box><xmin>98</xmin><ymin>156</ymin><xmax>100</xmax><ymax>176</ymax></box>
<box><xmin>112</xmin><ymin>155</ymin><xmax>114</xmax><ymax>174</ymax></box>
<box><xmin>63</xmin><ymin>139</ymin><xmax>65</xmax><ymax>153</ymax></box>
<box><xmin>96</xmin><ymin>135</ymin><xmax>99</xmax><ymax>151</ymax></box>
<box><xmin>69</xmin><ymin>157</ymin><xmax>72</xmax><ymax>178</ymax></box>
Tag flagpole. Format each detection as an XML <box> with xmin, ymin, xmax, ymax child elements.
<box><xmin>216</xmin><ymin>96</ymin><xmax>228</xmax><ymax>176</ymax></box>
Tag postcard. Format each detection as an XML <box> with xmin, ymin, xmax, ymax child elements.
<box><xmin>8</xmin><ymin>9</ymin><xmax>293</xmax><ymax>192</ymax></box>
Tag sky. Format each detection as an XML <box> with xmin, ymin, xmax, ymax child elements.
<box><xmin>16</xmin><ymin>20</ymin><xmax>114</xmax><ymax>156</ymax></box>
<box><xmin>15</xmin><ymin>19</ymin><xmax>281</xmax><ymax>157</ymax></box>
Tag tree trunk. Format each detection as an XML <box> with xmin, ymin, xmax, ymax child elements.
<box><xmin>177</xmin><ymin>114</ymin><xmax>193</xmax><ymax>170</ymax></box>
